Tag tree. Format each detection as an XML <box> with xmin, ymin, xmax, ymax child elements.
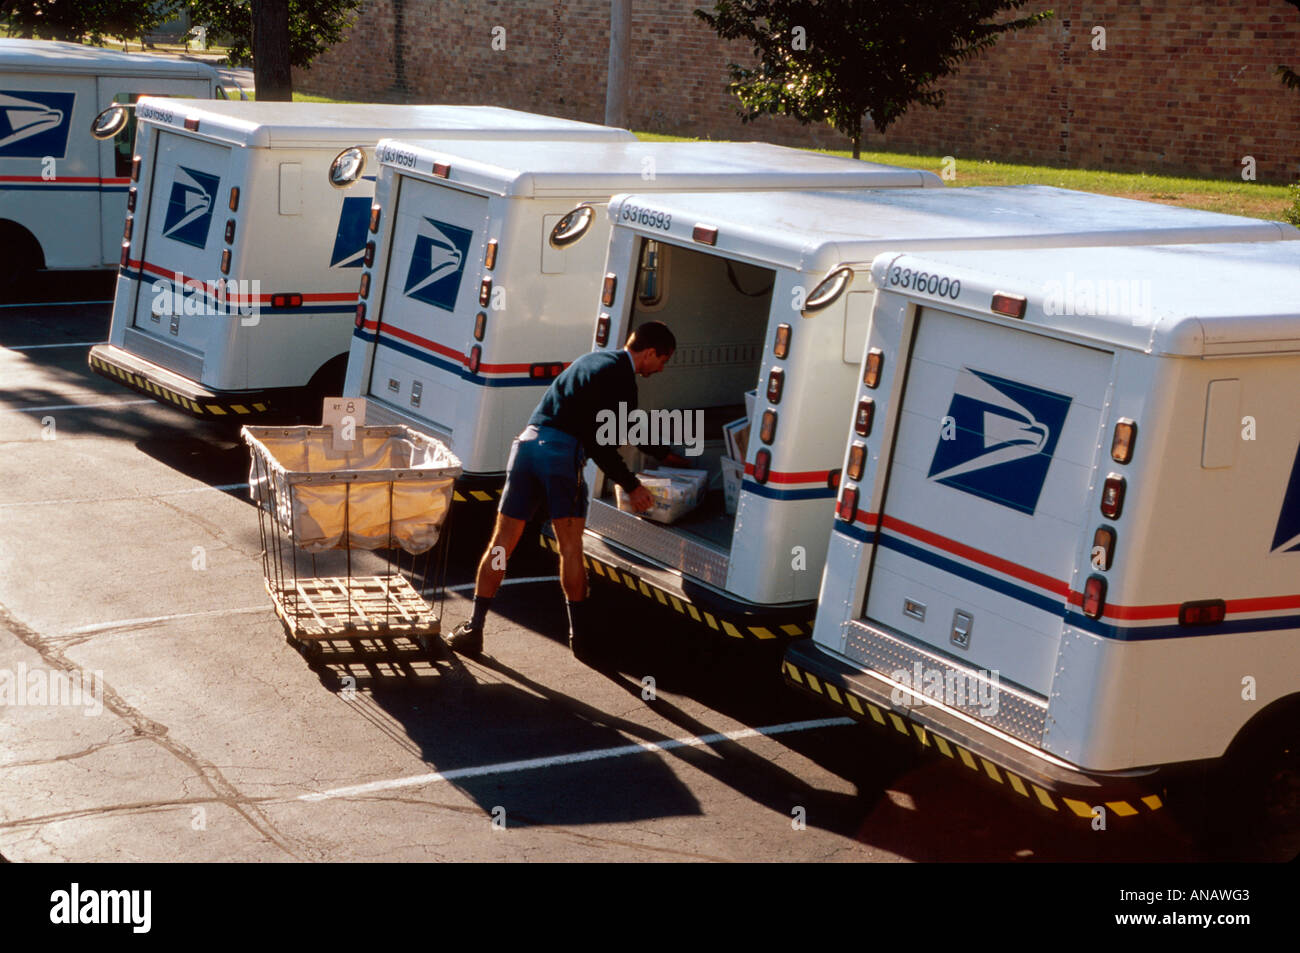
<box><xmin>187</xmin><ymin>0</ymin><xmax>363</xmax><ymax>84</ymax></box>
<box><xmin>0</xmin><ymin>0</ymin><xmax>183</xmax><ymax>45</ymax></box>
<box><xmin>696</xmin><ymin>0</ymin><xmax>1052</xmax><ymax>157</ymax></box>
<box><xmin>251</xmin><ymin>0</ymin><xmax>292</xmax><ymax>100</ymax></box>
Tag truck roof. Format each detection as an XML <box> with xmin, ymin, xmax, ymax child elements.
<box><xmin>604</xmin><ymin>186</ymin><xmax>1297</xmax><ymax>273</ymax></box>
<box><xmin>135</xmin><ymin>98</ymin><xmax>632</xmax><ymax>148</ymax></box>
<box><xmin>872</xmin><ymin>240</ymin><xmax>1300</xmax><ymax>357</ymax></box>
<box><xmin>373</xmin><ymin>138</ymin><xmax>942</xmax><ymax>195</ymax></box>
<box><xmin>0</xmin><ymin>38</ymin><xmax>220</xmax><ymax>79</ymax></box>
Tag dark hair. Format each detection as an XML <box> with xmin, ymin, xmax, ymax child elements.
<box><xmin>627</xmin><ymin>320</ymin><xmax>676</xmax><ymax>356</ymax></box>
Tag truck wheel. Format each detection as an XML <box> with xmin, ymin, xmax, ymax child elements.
<box><xmin>1242</xmin><ymin>731</ymin><xmax>1300</xmax><ymax>861</ymax></box>
<box><xmin>298</xmin><ymin>354</ymin><xmax>349</xmax><ymax>423</ymax></box>
<box><xmin>0</xmin><ymin>223</ymin><xmax>43</xmax><ymax>303</ymax></box>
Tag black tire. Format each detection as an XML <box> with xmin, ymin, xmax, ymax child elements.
<box><xmin>0</xmin><ymin>222</ymin><xmax>43</xmax><ymax>303</ymax></box>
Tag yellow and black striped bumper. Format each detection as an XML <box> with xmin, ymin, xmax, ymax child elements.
<box><xmin>89</xmin><ymin>345</ymin><xmax>270</xmax><ymax>418</ymax></box>
<box><xmin>783</xmin><ymin>649</ymin><xmax>1165</xmax><ymax>821</ymax></box>
<box><xmin>539</xmin><ymin>534</ymin><xmax>814</xmax><ymax>640</ymax></box>
<box><xmin>452</xmin><ymin>487</ymin><xmax>501</xmax><ymax>504</ymax></box>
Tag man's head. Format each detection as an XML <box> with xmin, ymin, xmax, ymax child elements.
<box><xmin>626</xmin><ymin>321</ymin><xmax>675</xmax><ymax>377</ymax></box>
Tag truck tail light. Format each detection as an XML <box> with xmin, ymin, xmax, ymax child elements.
<box><xmin>753</xmin><ymin>449</ymin><xmax>771</xmax><ymax>484</ymax></box>
<box><xmin>473</xmin><ymin>311</ymin><xmax>486</xmax><ymax>341</ymax></box>
<box><xmin>131</xmin><ymin>156</ymin><xmax>141</xmax><ymax>181</ymax></box>
<box><xmin>224</xmin><ymin>219</ymin><xmax>235</xmax><ymax>244</ymax></box>
<box><xmin>692</xmin><ymin>224</ymin><xmax>718</xmax><ymax>245</ymax></box>
<box><xmin>991</xmin><ymin>292</ymin><xmax>1026</xmax><ymax>319</ymax></box>
<box><xmin>759</xmin><ymin>410</ymin><xmax>777</xmax><ymax>444</ymax></box>
<box><xmin>271</xmin><ymin>293</ymin><xmax>303</xmax><ymax>308</ymax></box>
<box><xmin>358</xmin><ymin>273</ymin><xmax>370</xmax><ymax>299</ymax></box>
<box><xmin>183</xmin><ymin>116</ymin><xmax>200</xmax><ymax>132</ymax></box>
<box><xmin>766</xmin><ymin>367</ymin><xmax>784</xmax><ymax>404</ymax></box>
<box><xmin>854</xmin><ymin>398</ymin><xmax>874</xmax><ymax>437</ymax></box>
<box><xmin>530</xmin><ymin>362</ymin><xmax>563</xmax><ymax>379</ymax></box>
<box><xmin>354</xmin><ymin>303</ymin><xmax>366</xmax><ymax>328</ymax></box>
<box><xmin>432</xmin><ymin>162</ymin><xmax>451</xmax><ymax>178</ymax></box>
<box><xmin>484</xmin><ymin>239</ymin><xmax>499</xmax><ymax>271</ymax></box>
<box><xmin>1090</xmin><ymin>526</ymin><xmax>1116</xmax><ymax>571</ymax></box>
<box><xmin>863</xmin><ymin>348</ymin><xmax>883</xmax><ymax>388</ymax></box>
<box><xmin>369</xmin><ymin>204</ymin><xmax>381</xmax><ymax>233</ymax></box>
<box><xmin>478</xmin><ymin>277</ymin><xmax>492</xmax><ymax>307</ymax></box>
<box><xmin>363</xmin><ymin>242</ymin><xmax>375</xmax><ymax>268</ymax></box>
<box><xmin>119</xmin><ymin>242</ymin><xmax>131</xmax><ymax>268</ymax></box>
<box><xmin>468</xmin><ymin>345</ymin><xmax>481</xmax><ymax>374</ymax></box>
<box><xmin>126</xmin><ymin>187</ymin><xmax>137</xmax><ymax>212</ymax></box>
<box><xmin>837</xmin><ymin>485</ymin><xmax>859</xmax><ymax>522</ymax></box>
<box><xmin>774</xmin><ymin>323</ymin><xmax>791</xmax><ymax>359</ymax></box>
<box><xmin>1111</xmin><ymin>419</ymin><xmax>1137</xmax><ymax>464</ymax></box>
<box><xmin>228</xmin><ymin>186</ymin><xmax>239</xmax><ymax>211</ymax></box>
<box><xmin>827</xmin><ymin>469</ymin><xmax>841</xmax><ymax>491</ymax></box>
<box><xmin>122</xmin><ymin>215</ymin><xmax>133</xmax><ymax>242</ymax></box>
<box><xmin>595</xmin><ymin>313</ymin><xmax>610</xmax><ymax>347</ymax></box>
<box><xmin>1082</xmin><ymin>575</ymin><xmax>1107</xmax><ymax>619</ymax></box>
<box><xmin>847</xmin><ymin>442</ymin><xmax>866</xmax><ymax>481</ymax></box>
<box><xmin>1179</xmin><ymin>599</ymin><xmax>1226</xmax><ymax>626</ymax></box>
<box><xmin>601</xmin><ymin>273</ymin><xmax>617</xmax><ymax>306</ymax></box>
<box><xmin>220</xmin><ymin>249</ymin><xmax>231</xmax><ymax>274</ymax></box>
<box><xmin>1100</xmin><ymin>474</ymin><xmax>1126</xmax><ymax>519</ymax></box>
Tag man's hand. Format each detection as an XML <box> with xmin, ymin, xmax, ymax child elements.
<box><xmin>628</xmin><ymin>485</ymin><xmax>654</xmax><ymax>513</ymax></box>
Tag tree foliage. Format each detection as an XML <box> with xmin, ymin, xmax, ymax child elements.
<box><xmin>0</xmin><ymin>0</ymin><xmax>184</xmax><ymax>45</ymax></box>
<box><xmin>186</xmin><ymin>0</ymin><xmax>363</xmax><ymax>69</ymax></box>
<box><xmin>696</xmin><ymin>0</ymin><xmax>1053</xmax><ymax>156</ymax></box>
<box><xmin>1277</xmin><ymin>0</ymin><xmax>1300</xmax><ymax>90</ymax></box>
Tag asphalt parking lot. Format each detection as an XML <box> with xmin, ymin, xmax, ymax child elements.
<box><xmin>0</xmin><ymin>277</ymin><xmax>1222</xmax><ymax>862</ymax></box>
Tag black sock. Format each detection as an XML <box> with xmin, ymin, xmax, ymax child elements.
<box><xmin>470</xmin><ymin>595</ymin><xmax>492</xmax><ymax>630</ymax></box>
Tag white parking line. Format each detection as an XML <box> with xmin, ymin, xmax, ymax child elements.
<box><xmin>0</xmin><ymin>299</ymin><xmax>114</xmax><ymax>309</ymax></box>
<box><xmin>445</xmin><ymin>576</ymin><xmax>559</xmax><ymax>593</ymax></box>
<box><xmin>297</xmin><ymin>717</ymin><xmax>856</xmax><ymax>802</ymax></box>
<box><xmin>0</xmin><ymin>482</ymin><xmax>249</xmax><ymax>509</ymax></box>
<box><xmin>61</xmin><ymin>604</ymin><xmax>270</xmax><ymax>636</ymax></box>
<box><xmin>6</xmin><ymin>341</ymin><xmax>102</xmax><ymax>350</ymax></box>
<box><xmin>3</xmin><ymin>399</ymin><xmax>152</xmax><ymax>414</ymax></box>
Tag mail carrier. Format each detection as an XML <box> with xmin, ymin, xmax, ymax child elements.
<box><xmin>785</xmin><ymin>240</ymin><xmax>1300</xmax><ymax>849</ymax></box>
<box><xmin>574</xmin><ymin>186</ymin><xmax>1297</xmax><ymax>642</ymax></box>
<box><xmin>0</xmin><ymin>39</ymin><xmax>223</xmax><ymax>290</ymax></box>
<box><xmin>340</xmin><ymin>137</ymin><xmax>940</xmax><ymax>495</ymax></box>
<box><xmin>88</xmin><ymin>100</ymin><xmax>631</xmax><ymax>419</ymax></box>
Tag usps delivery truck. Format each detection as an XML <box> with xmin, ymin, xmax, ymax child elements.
<box><xmin>571</xmin><ymin>187</ymin><xmax>1297</xmax><ymax>644</ymax></box>
<box><xmin>784</xmin><ymin>240</ymin><xmax>1300</xmax><ymax>854</ymax></box>
<box><xmin>340</xmin><ymin>138</ymin><xmax>940</xmax><ymax>500</ymax></box>
<box><xmin>0</xmin><ymin>39</ymin><xmax>224</xmax><ymax>291</ymax></box>
<box><xmin>87</xmin><ymin>100</ymin><xmax>631</xmax><ymax>420</ymax></box>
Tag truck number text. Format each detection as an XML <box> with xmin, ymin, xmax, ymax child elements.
<box><xmin>888</xmin><ymin>267</ymin><xmax>960</xmax><ymax>300</ymax></box>
<box><xmin>378</xmin><ymin>145</ymin><xmax>418</xmax><ymax>169</ymax></box>
<box><xmin>620</xmin><ymin>203</ymin><xmax>671</xmax><ymax>231</ymax></box>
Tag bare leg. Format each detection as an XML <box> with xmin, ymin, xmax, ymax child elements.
<box><xmin>475</xmin><ymin>512</ymin><xmax>526</xmax><ymax>599</ymax></box>
<box><xmin>550</xmin><ymin>516</ymin><xmax>588</xmax><ymax>602</ymax></box>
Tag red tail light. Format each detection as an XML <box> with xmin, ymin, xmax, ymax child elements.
<box><xmin>991</xmin><ymin>292</ymin><xmax>1026</xmax><ymax>319</ymax></box>
<box><xmin>363</xmin><ymin>241</ymin><xmax>375</xmax><ymax>267</ymax></box>
<box><xmin>126</xmin><ymin>187</ymin><xmax>137</xmax><ymax>212</ymax></box>
<box><xmin>122</xmin><ymin>215</ymin><xmax>133</xmax><ymax>242</ymax></box>
<box><xmin>271</xmin><ymin>293</ymin><xmax>303</xmax><ymax>308</ymax></box>
<box><xmin>358</xmin><ymin>272</ymin><xmax>371</xmax><ymax>299</ymax></box>
<box><xmin>183</xmin><ymin>116</ymin><xmax>200</xmax><ymax>132</ymax></box>
<box><xmin>854</xmin><ymin>398</ymin><xmax>874</xmax><ymax>437</ymax></box>
<box><xmin>224</xmin><ymin>218</ymin><xmax>235</xmax><ymax>244</ymax></box>
<box><xmin>355</xmin><ymin>303</ymin><xmax>366</xmax><ymax>328</ymax></box>
<box><xmin>1179</xmin><ymin>599</ymin><xmax>1226</xmax><ymax>626</ymax></box>
<box><xmin>468</xmin><ymin>345</ymin><xmax>482</xmax><ymax>374</ymax></box>
<box><xmin>119</xmin><ymin>242</ymin><xmax>131</xmax><ymax>268</ymax></box>
<box><xmin>692</xmin><ymin>224</ymin><xmax>718</xmax><ymax>245</ymax></box>
<box><xmin>1100</xmin><ymin>474</ymin><xmax>1126</xmax><ymax>519</ymax></box>
<box><xmin>754</xmin><ymin>449</ymin><xmax>771</xmax><ymax>484</ymax></box>
<box><xmin>1082</xmin><ymin>575</ymin><xmax>1107</xmax><ymax>619</ymax></box>
<box><xmin>1091</xmin><ymin>526</ymin><xmax>1116</xmax><ymax>571</ymax></box>
<box><xmin>131</xmin><ymin>156</ymin><xmax>141</xmax><ymax>181</ymax></box>
<box><xmin>595</xmin><ymin>313</ymin><xmax>610</xmax><ymax>347</ymax></box>
<box><xmin>767</xmin><ymin>367</ymin><xmax>785</xmax><ymax>404</ymax></box>
<box><xmin>837</xmin><ymin>485</ymin><xmax>859</xmax><ymax>522</ymax></box>
<box><xmin>478</xmin><ymin>277</ymin><xmax>492</xmax><ymax>307</ymax></box>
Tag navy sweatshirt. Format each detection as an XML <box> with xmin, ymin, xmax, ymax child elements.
<box><xmin>527</xmin><ymin>349</ymin><xmax>662</xmax><ymax>492</ymax></box>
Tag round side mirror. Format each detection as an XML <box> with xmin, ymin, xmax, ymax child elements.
<box><xmin>90</xmin><ymin>104</ymin><xmax>130</xmax><ymax>140</ymax></box>
<box><xmin>549</xmin><ymin>204</ymin><xmax>595</xmax><ymax>248</ymax></box>
<box><xmin>328</xmin><ymin>146</ymin><xmax>367</xmax><ymax>189</ymax></box>
<box><xmin>802</xmin><ymin>265</ymin><xmax>855</xmax><ymax>317</ymax></box>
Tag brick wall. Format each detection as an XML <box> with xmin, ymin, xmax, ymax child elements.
<box><xmin>294</xmin><ymin>0</ymin><xmax>1300</xmax><ymax>182</ymax></box>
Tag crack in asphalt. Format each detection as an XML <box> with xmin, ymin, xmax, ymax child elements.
<box><xmin>0</xmin><ymin>603</ymin><xmax>317</xmax><ymax>861</ymax></box>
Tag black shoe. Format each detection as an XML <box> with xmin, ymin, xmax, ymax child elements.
<box><xmin>567</xmin><ymin>599</ymin><xmax>606</xmax><ymax>667</ymax></box>
<box><xmin>445</xmin><ymin>621</ymin><xmax>483</xmax><ymax>657</ymax></box>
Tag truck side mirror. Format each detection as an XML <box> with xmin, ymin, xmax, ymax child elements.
<box><xmin>328</xmin><ymin>146</ymin><xmax>367</xmax><ymax>189</ymax></box>
<box><xmin>90</xmin><ymin>104</ymin><xmax>131</xmax><ymax>140</ymax></box>
<box><xmin>549</xmin><ymin>204</ymin><xmax>594</xmax><ymax>248</ymax></box>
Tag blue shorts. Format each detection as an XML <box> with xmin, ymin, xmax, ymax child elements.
<box><xmin>499</xmin><ymin>425</ymin><xmax>589</xmax><ymax>521</ymax></box>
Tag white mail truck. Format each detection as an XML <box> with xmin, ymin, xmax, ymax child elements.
<box><xmin>784</xmin><ymin>240</ymin><xmax>1300</xmax><ymax>852</ymax></box>
<box><xmin>339</xmin><ymin>138</ymin><xmax>940</xmax><ymax>500</ymax></box>
<box><xmin>0</xmin><ymin>39</ymin><xmax>223</xmax><ymax>291</ymax></box>
<box><xmin>572</xmin><ymin>187</ymin><xmax>1297</xmax><ymax>644</ymax></box>
<box><xmin>88</xmin><ymin>100</ymin><xmax>630</xmax><ymax>419</ymax></box>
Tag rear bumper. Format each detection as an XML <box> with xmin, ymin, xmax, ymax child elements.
<box><xmin>782</xmin><ymin>639</ymin><xmax>1168</xmax><ymax>820</ymax></box>
<box><xmin>89</xmin><ymin>344</ymin><xmax>276</xmax><ymax>419</ymax></box>
<box><xmin>540</xmin><ymin>527</ymin><xmax>815</xmax><ymax>641</ymax></box>
<box><xmin>362</xmin><ymin>399</ymin><xmax>505</xmax><ymax>504</ymax></box>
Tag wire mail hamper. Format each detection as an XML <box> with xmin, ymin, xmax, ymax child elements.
<box><xmin>242</xmin><ymin>425</ymin><xmax>462</xmax><ymax>648</ymax></box>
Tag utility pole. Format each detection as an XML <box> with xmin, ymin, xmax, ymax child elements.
<box><xmin>604</xmin><ymin>0</ymin><xmax>631</xmax><ymax>127</ymax></box>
